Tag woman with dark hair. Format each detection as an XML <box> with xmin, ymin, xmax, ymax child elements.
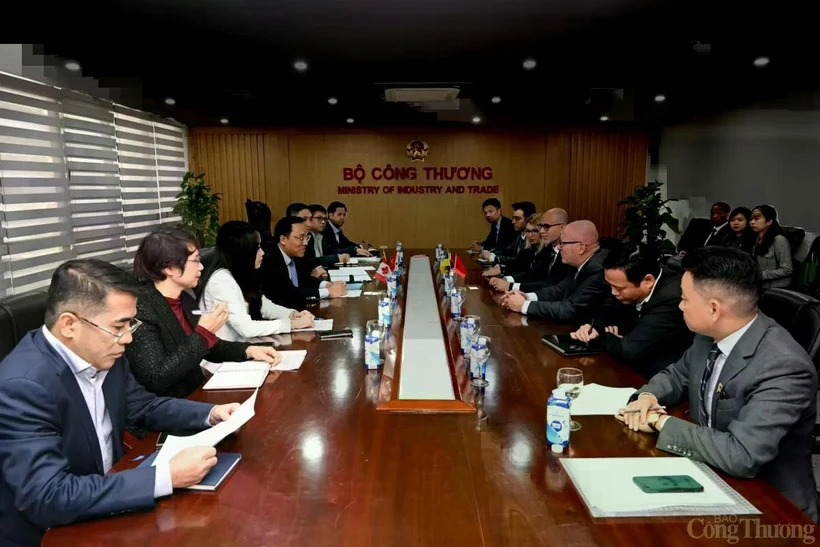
<box><xmin>127</xmin><ymin>226</ymin><xmax>281</xmax><ymax>398</ymax></box>
<box><xmin>726</xmin><ymin>207</ymin><xmax>756</xmax><ymax>254</ymax></box>
<box><xmin>198</xmin><ymin>221</ymin><xmax>315</xmax><ymax>341</ymax></box>
<box><xmin>750</xmin><ymin>205</ymin><xmax>793</xmax><ymax>289</ymax></box>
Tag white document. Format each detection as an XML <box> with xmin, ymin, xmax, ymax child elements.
<box><xmin>271</xmin><ymin>350</ymin><xmax>307</xmax><ymax>371</ymax></box>
<box><xmin>341</xmin><ymin>290</ymin><xmax>362</xmax><ymax>298</ymax></box>
<box><xmin>561</xmin><ymin>457</ymin><xmax>735</xmax><ymax>515</ymax></box>
<box><xmin>335</xmin><ymin>258</ymin><xmax>359</xmax><ymax>265</ymax></box>
<box><xmin>569</xmin><ymin>383</ymin><xmax>637</xmax><ymax>415</ymax></box>
<box><xmin>329</xmin><ymin>271</ymin><xmax>371</xmax><ymax>282</ymax></box>
<box><xmin>200</xmin><ymin>360</ymin><xmax>221</xmax><ymax>375</ymax></box>
<box><xmin>202</xmin><ymin>361</ymin><xmax>270</xmax><ymax>390</ymax></box>
<box><xmin>292</xmin><ymin>318</ymin><xmax>334</xmax><ymax>332</ymax></box>
<box><xmin>153</xmin><ymin>389</ymin><xmax>258</xmax><ymax>468</ymax></box>
<box><xmin>358</xmin><ymin>256</ymin><xmax>381</xmax><ymax>263</ymax></box>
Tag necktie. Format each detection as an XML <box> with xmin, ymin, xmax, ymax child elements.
<box><xmin>698</xmin><ymin>343</ymin><xmax>722</xmax><ymax>426</ymax></box>
<box><xmin>336</xmin><ymin>229</ymin><xmax>341</xmax><ymax>244</ymax></box>
<box><xmin>706</xmin><ymin>229</ymin><xmax>718</xmax><ymax>245</ymax></box>
<box><xmin>287</xmin><ymin>260</ymin><xmax>299</xmax><ymax>287</ymax></box>
<box><xmin>549</xmin><ymin>251</ymin><xmax>558</xmax><ymax>271</ymax></box>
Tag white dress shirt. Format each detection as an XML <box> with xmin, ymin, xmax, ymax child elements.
<box><xmin>41</xmin><ymin>326</ymin><xmax>174</xmax><ymax>498</ymax></box>
<box><xmin>703</xmin><ymin>316</ymin><xmax>757</xmax><ymax>427</ymax></box>
<box><xmin>201</xmin><ymin>268</ymin><xmax>296</xmax><ymax>341</ymax></box>
<box><xmin>704</xmin><ymin>222</ymin><xmax>729</xmax><ymax>245</ymax></box>
<box><xmin>312</xmin><ymin>232</ymin><xmax>324</xmax><ymax>257</ymax></box>
<box><xmin>279</xmin><ymin>246</ymin><xmax>330</xmax><ymax>298</ymax></box>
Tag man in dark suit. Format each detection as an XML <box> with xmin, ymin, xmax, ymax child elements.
<box><xmin>677</xmin><ymin>201</ymin><xmax>734</xmax><ymax>255</ymax></box>
<box><xmin>501</xmin><ymin>220</ymin><xmax>609</xmax><ymax>322</ymax></box>
<box><xmin>0</xmin><ymin>259</ymin><xmax>243</xmax><ymax>547</ymax></box>
<box><xmin>618</xmin><ymin>247</ymin><xmax>819</xmax><ymax>522</ymax></box>
<box><xmin>571</xmin><ymin>243</ymin><xmax>694</xmax><ymax>377</ymax></box>
<box><xmin>478</xmin><ymin>201</ymin><xmax>536</xmax><ymax>265</ymax></box>
<box><xmin>470</xmin><ymin>198</ymin><xmax>516</xmax><ymax>253</ymax></box>
<box><xmin>305</xmin><ymin>204</ymin><xmax>349</xmax><ymax>268</ymax></box>
<box><xmin>488</xmin><ymin>208</ymin><xmax>569</xmax><ymax>290</ymax></box>
<box><xmin>260</xmin><ymin>216</ymin><xmax>347</xmax><ymax>310</ymax></box>
<box><xmin>322</xmin><ymin>201</ymin><xmax>373</xmax><ymax>256</ymax></box>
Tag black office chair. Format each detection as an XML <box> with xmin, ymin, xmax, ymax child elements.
<box><xmin>0</xmin><ymin>291</ymin><xmax>49</xmax><ymax>362</ymax></box>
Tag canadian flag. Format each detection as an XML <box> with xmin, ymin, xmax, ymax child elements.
<box><xmin>375</xmin><ymin>261</ymin><xmax>393</xmax><ymax>284</ymax></box>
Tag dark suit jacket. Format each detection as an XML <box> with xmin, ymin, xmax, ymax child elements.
<box><xmin>493</xmin><ymin>233</ymin><xmax>526</xmax><ymax>265</ymax></box>
<box><xmin>304</xmin><ymin>233</ymin><xmax>340</xmax><ymax>267</ymax></box>
<box><xmin>516</xmin><ymin>247</ymin><xmax>569</xmax><ymax>288</ymax></box>
<box><xmin>524</xmin><ymin>249</ymin><xmax>610</xmax><ymax>322</ymax></box>
<box><xmin>126</xmin><ymin>284</ymin><xmax>249</xmax><ymax>398</ymax></box>
<box><xmin>322</xmin><ymin>222</ymin><xmax>359</xmax><ymax>254</ymax></box>
<box><xmin>480</xmin><ymin>216</ymin><xmax>516</xmax><ymax>252</ymax></box>
<box><xmin>0</xmin><ymin>329</ymin><xmax>213</xmax><ymax>547</ymax></box>
<box><xmin>592</xmin><ymin>267</ymin><xmax>694</xmax><ymax>378</ymax></box>
<box><xmin>259</xmin><ymin>242</ymin><xmax>323</xmax><ymax>310</ymax></box>
<box><xmin>634</xmin><ymin>313</ymin><xmax>819</xmax><ymax>522</ymax></box>
<box><xmin>677</xmin><ymin>219</ymin><xmax>735</xmax><ymax>254</ymax></box>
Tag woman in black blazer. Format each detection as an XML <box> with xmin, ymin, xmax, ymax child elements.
<box><xmin>490</xmin><ymin>214</ymin><xmax>556</xmax><ymax>289</ymax></box>
<box><xmin>126</xmin><ymin>226</ymin><xmax>281</xmax><ymax>398</ymax></box>
<box><xmin>726</xmin><ymin>207</ymin><xmax>756</xmax><ymax>254</ymax></box>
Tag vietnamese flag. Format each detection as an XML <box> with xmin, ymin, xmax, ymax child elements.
<box><xmin>375</xmin><ymin>261</ymin><xmax>393</xmax><ymax>284</ymax></box>
<box><xmin>450</xmin><ymin>253</ymin><xmax>467</xmax><ymax>278</ymax></box>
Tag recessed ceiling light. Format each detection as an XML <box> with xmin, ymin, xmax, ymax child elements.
<box><xmin>522</xmin><ymin>58</ymin><xmax>537</xmax><ymax>70</ymax></box>
<box><xmin>753</xmin><ymin>56</ymin><xmax>770</xmax><ymax>68</ymax></box>
<box><xmin>491</xmin><ymin>96</ymin><xmax>501</xmax><ymax>104</ymax></box>
<box><xmin>64</xmin><ymin>61</ymin><xmax>81</xmax><ymax>72</ymax></box>
<box><xmin>600</xmin><ymin>115</ymin><xmax>610</xmax><ymax>122</ymax></box>
<box><xmin>328</xmin><ymin>97</ymin><xmax>338</xmax><ymax>105</ymax></box>
<box><xmin>220</xmin><ymin>118</ymin><xmax>229</xmax><ymax>125</ymax></box>
<box><xmin>471</xmin><ymin>116</ymin><xmax>482</xmax><ymax>124</ymax></box>
<box><xmin>654</xmin><ymin>94</ymin><xmax>666</xmax><ymax>103</ymax></box>
<box><xmin>164</xmin><ymin>98</ymin><xmax>176</xmax><ymax>106</ymax></box>
<box><xmin>346</xmin><ymin>118</ymin><xmax>354</xmax><ymax>124</ymax></box>
<box><xmin>294</xmin><ymin>60</ymin><xmax>308</xmax><ymax>72</ymax></box>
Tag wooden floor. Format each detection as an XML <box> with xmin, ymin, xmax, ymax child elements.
<box><xmin>43</xmin><ymin>251</ymin><xmax>814</xmax><ymax>546</ymax></box>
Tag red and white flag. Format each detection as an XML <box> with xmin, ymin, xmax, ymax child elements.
<box><xmin>450</xmin><ymin>253</ymin><xmax>467</xmax><ymax>278</ymax></box>
<box><xmin>375</xmin><ymin>261</ymin><xmax>393</xmax><ymax>284</ymax></box>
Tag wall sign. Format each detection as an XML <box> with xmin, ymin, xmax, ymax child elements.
<box><xmin>339</xmin><ymin>164</ymin><xmax>498</xmax><ymax>195</ymax></box>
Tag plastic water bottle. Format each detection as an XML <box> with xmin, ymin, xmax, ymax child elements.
<box><xmin>470</xmin><ymin>335</ymin><xmax>489</xmax><ymax>382</ymax></box>
<box><xmin>450</xmin><ymin>288</ymin><xmax>464</xmax><ymax>319</ymax></box>
<box><xmin>435</xmin><ymin>244</ymin><xmax>444</xmax><ymax>262</ymax></box>
<box><xmin>396</xmin><ymin>242</ymin><xmax>404</xmax><ymax>271</ymax></box>
<box><xmin>459</xmin><ymin>317</ymin><xmax>477</xmax><ymax>354</ymax></box>
<box><xmin>364</xmin><ymin>331</ymin><xmax>380</xmax><ymax>370</ymax></box>
<box><xmin>378</xmin><ymin>298</ymin><xmax>391</xmax><ymax>327</ymax></box>
<box><xmin>387</xmin><ymin>272</ymin><xmax>398</xmax><ymax>299</ymax></box>
<box><xmin>443</xmin><ymin>272</ymin><xmax>454</xmax><ymax>295</ymax></box>
<box><xmin>547</xmin><ymin>389</ymin><xmax>571</xmax><ymax>453</ymax></box>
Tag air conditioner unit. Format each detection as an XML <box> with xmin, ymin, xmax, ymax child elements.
<box><xmin>384</xmin><ymin>87</ymin><xmax>460</xmax><ymax>103</ymax></box>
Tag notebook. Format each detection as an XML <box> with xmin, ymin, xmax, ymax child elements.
<box><xmin>541</xmin><ymin>334</ymin><xmax>603</xmax><ymax>356</ymax></box>
<box><xmin>202</xmin><ymin>361</ymin><xmax>270</xmax><ymax>390</ymax></box>
<box><xmin>139</xmin><ymin>451</ymin><xmax>241</xmax><ymax>491</ymax></box>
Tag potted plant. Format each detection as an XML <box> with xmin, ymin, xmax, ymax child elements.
<box><xmin>173</xmin><ymin>171</ymin><xmax>221</xmax><ymax>247</ymax></box>
<box><xmin>617</xmin><ymin>180</ymin><xmax>680</xmax><ymax>258</ymax></box>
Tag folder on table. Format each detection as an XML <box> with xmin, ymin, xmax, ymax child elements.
<box><xmin>202</xmin><ymin>361</ymin><xmax>270</xmax><ymax>390</ymax></box>
<box><xmin>140</xmin><ymin>451</ymin><xmax>241</xmax><ymax>491</ymax></box>
<box><xmin>541</xmin><ymin>334</ymin><xmax>603</xmax><ymax>356</ymax></box>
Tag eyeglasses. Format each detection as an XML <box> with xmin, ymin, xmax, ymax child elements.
<box><xmin>557</xmin><ymin>239</ymin><xmax>583</xmax><ymax>247</ymax></box>
<box><xmin>67</xmin><ymin>312</ymin><xmax>142</xmax><ymax>342</ymax></box>
<box><xmin>538</xmin><ymin>222</ymin><xmax>564</xmax><ymax>230</ymax></box>
<box><xmin>290</xmin><ymin>234</ymin><xmax>309</xmax><ymax>242</ymax></box>
<box><xmin>187</xmin><ymin>257</ymin><xmax>201</xmax><ymax>264</ymax></box>
<box><xmin>312</xmin><ymin>216</ymin><xmax>327</xmax><ymax>222</ymax></box>
<box><xmin>524</xmin><ymin>228</ymin><xmax>540</xmax><ymax>234</ymax></box>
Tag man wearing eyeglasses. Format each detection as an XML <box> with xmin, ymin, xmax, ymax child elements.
<box><xmin>304</xmin><ymin>204</ymin><xmax>351</xmax><ymax>268</ymax></box>
<box><xmin>501</xmin><ymin>220</ymin><xmax>610</xmax><ymax>322</ymax></box>
<box><xmin>0</xmin><ymin>259</ymin><xmax>243</xmax><ymax>547</ymax></box>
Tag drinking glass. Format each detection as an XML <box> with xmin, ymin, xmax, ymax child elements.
<box><xmin>557</xmin><ymin>367</ymin><xmax>583</xmax><ymax>431</ymax></box>
<box><xmin>365</xmin><ymin>319</ymin><xmax>386</xmax><ymax>364</ymax></box>
<box><xmin>470</xmin><ymin>335</ymin><xmax>492</xmax><ymax>388</ymax></box>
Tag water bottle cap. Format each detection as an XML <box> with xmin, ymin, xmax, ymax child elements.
<box><xmin>551</xmin><ymin>443</ymin><xmax>564</xmax><ymax>454</ymax></box>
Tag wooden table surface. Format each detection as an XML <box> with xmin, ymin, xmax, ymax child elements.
<box><xmin>43</xmin><ymin>251</ymin><xmax>815</xmax><ymax>547</ymax></box>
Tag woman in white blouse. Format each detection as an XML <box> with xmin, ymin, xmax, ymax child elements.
<box><xmin>198</xmin><ymin>221</ymin><xmax>315</xmax><ymax>341</ymax></box>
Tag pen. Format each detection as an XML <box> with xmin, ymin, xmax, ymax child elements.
<box><xmin>621</xmin><ymin>406</ymin><xmax>666</xmax><ymax>414</ymax></box>
<box><xmin>192</xmin><ymin>309</ymin><xmax>238</xmax><ymax>315</ymax></box>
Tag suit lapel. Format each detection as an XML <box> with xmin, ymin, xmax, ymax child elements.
<box><xmin>146</xmin><ymin>286</ymin><xmax>188</xmax><ymax>346</ymax></box>
<box><xmin>712</xmin><ymin>316</ymin><xmax>768</xmax><ymax>407</ymax></box>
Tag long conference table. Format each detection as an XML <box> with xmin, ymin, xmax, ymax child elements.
<box><xmin>44</xmin><ymin>250</ymin><xmax>814</xmax><ymax>546</ymax></box>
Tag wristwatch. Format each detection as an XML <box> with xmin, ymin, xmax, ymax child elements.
<box><xmin>647</xmin><ymin>413</ymin><xmax>662</xmax><ymax>433</ymax></box>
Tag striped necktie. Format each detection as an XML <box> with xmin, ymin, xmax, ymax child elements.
<box><xmin>698</xmin><ymin>343</ymin><xmax>722</xmax><ymax>426</ymax></box>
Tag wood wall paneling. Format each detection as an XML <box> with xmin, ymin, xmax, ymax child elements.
<box><xmin>188</xmin><ymin>129</ymin><xmax>647</xmax><ymax>245</ymax></box>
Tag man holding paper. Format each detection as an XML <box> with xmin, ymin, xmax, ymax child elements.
<box><xmin>0</xmin><ymin>260</ymin><xmax>242</xmax><ymax>547</ymax></box>
<box><xmin>616</xmin><ymin>247</ymin><xmax>819</xmax><ymax>522</ymax></box>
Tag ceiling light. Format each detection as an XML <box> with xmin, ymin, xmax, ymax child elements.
<box><xmin>220</xmin><ymin>118</ymin><xmax>229</xmax><ymax>125</ymax></box>
<box><xmin>491</xmin><ymin>96</ymin><xmax>501</xmax><ymax>104</ymax></box>
<box><xmin>600</xmin><ymin>115</ymin><xmax>609</xmax><ymax>122</ymax></box>
<box><xmin>471</xmin><ymin>116</ymin><xmax>482</xmax><ymax>124</ymax></box>
<box><xmin>654</xmin><ymin>94</ymin><xmax>666</xmax><ymax>103</ymax></box>
<box><xmin>522</xmin><ymin>58</ymin><xmax>537</xmax><ymax>70</ymax></box>
<box><xmin>328</xmin><ymin>97</ymin><xmax>338</xmax><ymax>105</ymax></box>
<box><xmin>294</xmin><ymin>60</ymin><xmax>308</xmax><ymax>72</ymax></box>
<box><xmin>164</xmin><ymin>98</ymin><xmax>176</xmax><ymax>106</ymax></box>
<box><xmin>64</xmin><ymin>61</ymin><xmax>81</xmax><ymax>71</ymax></box>
<box><xmin>346</xmin><ymin>118</ymin><xmax>354</xmax><ymax>124</ymax></box>
<box><xmin>753</xmin><ymin>56</ymin><xmax>770</xmax><ymax>68</ymax></box>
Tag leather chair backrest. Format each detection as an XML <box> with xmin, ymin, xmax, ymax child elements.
<box><xmin>199</xmin><ymin>246</ymin><xmax>217</xmax><ymax>271</ymax></box>
<box><xmin>781</xmin><ymin>226</ymin><xmax>806</xmax><ymax>257</ymax></box>
<box><xmin>759</xmin><ymin>288</ymin><xmax>820</xmax><ymax>371</ymax></box>
<box><xmin>0</xmin><ymin>291</ymin><xmax>49</xmax><ymax>362</ymax></box>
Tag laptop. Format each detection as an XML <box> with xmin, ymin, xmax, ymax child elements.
<box><xmin>541</xmin><ymin>334</ymin><xmax>604</xmax><ymax>356</ymax></box>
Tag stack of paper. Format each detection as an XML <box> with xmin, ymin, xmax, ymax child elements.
<box><xmin>153</xmin><ymin>389</ymin><xmax>258</xmax><ymax>468</ymax></box>
<box><xmin>293</xmin><ymin>318</ymin><xmax>334</xmax><ymax>332</ymax></box>
<box><xmin>561</xmin><ymin>457</ymin><xmax>741</xmax><ymax>517</ymax></box>
<box><xmin>203</xmin><ymin>361</ymin><xmax>270</xmax><ymax>390</ymax></box>
<box><xmin>329</xmin><ymin>268</ymin><xmax>371</xmax><ymax>283</ymax></box>
<box><xmin>358</xmin><ymin>256</ymin><xmax>382</xmax><ymax>264</ymax></box>
<box><xmin>271</xmin><ymin>349</ymin><xmax>307</xmax><ymax>371</ymax></box>
<box><xmin>568</xmin><ymin>383</ymin><xmax>637</xmax><ymax>415</ymax></box>
<box><xmin>335</xmin><ymin>258</ymin><xmax>359</xmax><ymax>265</ymax></box>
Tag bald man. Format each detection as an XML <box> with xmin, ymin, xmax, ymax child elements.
<box><xmin>489</xmin><ymin>208</ymin><xmax>569</xmax><ymax>291</ymax></box>
<box><xmin>501</xmin><ymin>220</ymin><xmax>610</xmax><ymax>322</ymax></box>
